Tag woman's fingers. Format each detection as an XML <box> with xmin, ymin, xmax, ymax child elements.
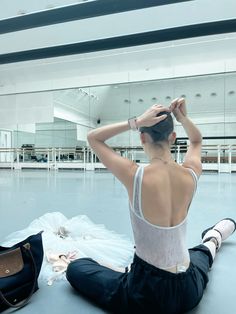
<box><xmin>153</xmin><ymin>105</ymin><xmax>170</xmax><ymax>113</ymax></box>
<box><xmin>169</xmin><ymin>97</ymin><xmax>186</xmax><ymax>111</ymax></box>
<box><xmin>178</xmin><ymin>97</ymin><xmax>185</xmax><ymax>103</ymax></box>
<box><xmin>177</xmin><ymin>98</ymin><xmax>185</xmax><ymax>106</ymax></box>
<box><xmin>169</xmin><ymin>98</ymin><xmax>180</xmax><ymax>110</ymax></box>
<box><xmin>169</xmin><ymin>103</ymin><xmax>177</xmax><ymax>111</ymax></box>
<box><xmin>171</xmin><ymin>98</ymin><xmax>179</xmax><ymax>106</ymax></box>
<box><xmin>155</xmin><ymin>114</ymin><xmax>168</xmax><ymax>123</ymax></box>
<box><xmin>157</xmin><ymin>106</ymin><xmax>170</xmax><ymax>112</ymax></box>
<box><xmin>152</xmin><ymin>104</ymin><xmax>165</xmax><ymax>109</ymax></box>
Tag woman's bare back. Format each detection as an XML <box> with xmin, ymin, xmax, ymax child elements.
<box><xmin>129</xmin><ymin>162</ymin><xmax>196</xmax><ymax>227</ymax></box>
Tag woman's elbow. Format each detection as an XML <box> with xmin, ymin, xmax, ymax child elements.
<box><xmin>87</xmin><ymin>131</ymin><xmax>99</xmax><ymax>148</ymax></box>
<box><xmin>87</xmin><ymin>131</ymin><xmax>94</xmax><ymax>142</ymax></box>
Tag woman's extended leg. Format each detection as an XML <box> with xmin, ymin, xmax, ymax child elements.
<box><xmin>189</xmin><ymin>218</ymin><xmax>236</xmax><ymax>275</ymax></box>
<box><xmin>202</xmin><ymin>218</ymin><xmax>236</xmax><ymax>261</ymax></box>
<box><xmin>183</xmin><ymin>218</ymin><xmax>236</xmax><ymax>312</ymax></box>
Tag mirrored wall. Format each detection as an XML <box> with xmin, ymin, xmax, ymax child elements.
<box><xmin>0</xmin><ymin>71</ymin><xmax>235</xmax><ymax>169</ymax></box>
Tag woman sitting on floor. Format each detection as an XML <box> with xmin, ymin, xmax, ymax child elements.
<box><xmin>66</xmin><ymin>98</ymin><xmax>236</xmax><ymax>314</ymax></box>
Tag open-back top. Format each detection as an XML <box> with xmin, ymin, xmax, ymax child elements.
<box><xmin>129</xmin><ymin>165</ymin><xmax>198</xmax><ymax>270</ymax></box>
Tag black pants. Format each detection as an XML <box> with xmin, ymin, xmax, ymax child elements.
<box><xmin>66</xmin><ymin>245</ymin><xmax>213</xmax><ymax>314</ymax></box>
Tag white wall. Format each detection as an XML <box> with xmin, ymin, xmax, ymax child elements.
<box><xmin>0</xmin><ymin>92</ymin><xmax>54</xmax><ymax>124</ymax></box>
<box><xmin>13</xmin><ymin>120</ymin><xmax>79</xmax><ymax>148</ymax></box>
<box><xmin>54</xmin><ymin>102</ymin><xmax>95</xmax><ymax>143</ymax></box>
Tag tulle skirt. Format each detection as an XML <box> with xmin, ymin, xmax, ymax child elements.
<box><xmin>1</xmin><ymin>212</ymin><xmax>134</xmax><ymax>284</ymax></box>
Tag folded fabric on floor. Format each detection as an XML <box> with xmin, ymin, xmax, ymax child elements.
<box><xmin>1</xmin><ymin>212</ymin><xmax>134</xmax><ymax>284</ymax></box>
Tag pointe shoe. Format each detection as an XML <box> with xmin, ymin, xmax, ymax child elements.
<box><xmin>202</xmin><ymin>218</ymin><xmax>236</xmax><ymax>250</ymax></box>
<box><xmin>52</xmin><ymin>260</ymin><xmax>68</xmax><ymax>272</ymax></box>
<box><xmin>46</xmin><ymin>251</ymin><xmax>60</xmax><ymax>263</ymax></box>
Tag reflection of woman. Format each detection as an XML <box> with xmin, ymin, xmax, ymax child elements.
<box><xmin>66</xmin><ymin>98</ymin><xmax>236</xmax><ymax>313</ymax></box>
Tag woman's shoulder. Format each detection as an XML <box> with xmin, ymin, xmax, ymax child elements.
<box><xmin>180</xmin><ymin>164</ymin><xmax>199</xmax><ymax>180</ymax></box>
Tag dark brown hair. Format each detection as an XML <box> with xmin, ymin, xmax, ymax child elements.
<box><xmin>139</xmin><ymin>111</ymin><xmax>174</xmax><ymax>143</ymax></box>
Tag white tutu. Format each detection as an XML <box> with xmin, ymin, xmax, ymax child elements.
<box><xmin>1</xmin><ymin>212</ymin><xmax>134</xmax><ymax>284</ymax></box>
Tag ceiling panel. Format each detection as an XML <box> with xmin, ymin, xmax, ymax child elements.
<box><xmin>1</xmin><ymin>0</ymin><xmax>236</xmax><ymax>55</ymax></box>
<box><xmin>1</xmin><ymin>34</ymin><xmax>236</xmax><ymax>87</ymax></box>
<box><xmin>0</xmin><ymin>0</ymin><xmax>81</xmax><ymax>19</ymax></box>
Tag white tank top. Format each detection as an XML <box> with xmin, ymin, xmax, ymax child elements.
<box><xmin>129</xmin><ymin>165</ymin><xmax>198</xmax><ymax>270</ymax></box>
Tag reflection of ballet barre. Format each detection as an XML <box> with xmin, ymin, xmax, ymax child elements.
<box><xmin>1</xmin><ymin>145</ymin><xmax>236</xmax><ymax>166</ymax></box>
<box><xmin>202</xmin><ymin>157</ymin><xmax>217</xmax><ymax>163</ymax></box>
<box><xmin>201</xmin><ymin>156</ymin><xmax>236</xmax><ymax>163</ymax></box>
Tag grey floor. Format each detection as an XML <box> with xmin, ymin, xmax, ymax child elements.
<box><xmin>1</xmin><ymin>169</ymin><xmax>236</xmax><ymax>314</ymax></box>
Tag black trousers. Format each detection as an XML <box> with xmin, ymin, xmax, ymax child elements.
<box><xmin>66</xmin><ymin>245</ymin><xmax>213</xmax><ymax>314</ymax></box>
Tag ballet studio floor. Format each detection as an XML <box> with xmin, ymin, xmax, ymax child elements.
<box><xmin>1</xmin><ymin>169</ymin><xmax>236</xmax><ymax>314</ymax></box>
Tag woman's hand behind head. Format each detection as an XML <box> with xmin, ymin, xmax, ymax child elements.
<box><xmin>137</xmin><ymin>104</ymin><xmax>170</xmax><ymax>128</ymax></box>
<box><xmin>169</xmin><ymin>98</ymin><xmax>187</xmax><ymax>122</ymax></box>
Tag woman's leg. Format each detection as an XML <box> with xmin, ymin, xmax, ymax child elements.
<box><xmin>184</xmin><ymin>218</ymin><xmax>235</xmax><ymax>312</ymax></box>
<box><xmin>189</xmin><ymin>218</ymin><xmax>235</xmax><ymax>274</ymax></box>
<box><xmin>202</xmin><ymin>239</ymin><xmax>217</xmax><ymax>260</ymax></box>
<box><xmin>201</xmin><ymin>218</ymin><xmax>236</xmax><ymax>262</ymax></box>
<box><xmin>66</xmin><ymin>258</ymin><xmax>127</xmax><ymax>312</ymax></box>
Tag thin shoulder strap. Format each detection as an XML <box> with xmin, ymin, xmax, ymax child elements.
<box><xmin>132</xmin><ymin>166</ymin><xmax>144</xmax><ymax>217</ymax></box>
<box><xmin>185</xmin><ymin>168</ymin><xmax>198</xmax><ymax>211</ymax></box>
<box><xmin>188</xmin><ymin>168</ymin><xmax>198</xmax><ymax>194</ymax></box>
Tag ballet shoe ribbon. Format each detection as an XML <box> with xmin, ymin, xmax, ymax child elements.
<box><xmin>46</xmin><ymin>251</ymin><xmax>78</xmax><ymax>285</ymax></box>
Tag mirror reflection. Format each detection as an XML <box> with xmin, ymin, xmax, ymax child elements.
<box><xmin>0</xmin><ymin>72</ymin><xmax>235</xmax><ymax>172</ymax></box>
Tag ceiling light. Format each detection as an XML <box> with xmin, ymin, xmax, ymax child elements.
<box><xmin>195</xmin><ymin>93</ymin><xmax>201</xmax><ymax>98</ymax></box>
<box><xmin>211</xmin><ymin>92</ymin><xmax>217</xmax><ymax>97</ymax></box>
<box><xmin>138</xmin><ymin>98</ymin><xmax>144</xmax><ymax>103</ymax></box>
<box><xmin>228</xmin><ymin>90</ymin><xmax>235</xmax><ymax>95</ymax></box>
<box><xmin>17</xmin><ymin>10</ymin><xmax>27</xmax><ymax>15</ymax></box>
<box><xmin>181</xmin><ymin>94</ymin><xmax>186</xmax><ymax>98</ymax></box>
<box><xmin>165</xmin><ymin>96</ymin><xmax>171</xmax><ymax>100</ymax></box>
<box><xmin>124</xmin><ymin>99</ymin><xmax>131</xmax><ymax>103</ymax></box>
<box><xmin>152</xmin><ymin>97</ymin><xmax>157</xmax><ymax>101</ymax></box>
<box><xmin>45</xmin><ymin>4</ymin><xmax>55</xmax><ymax>9</ymax></box>
<box><xmin>82</xmin><ymin>90</ymin><xmax>88</xmax><ymax>95</ymax></box>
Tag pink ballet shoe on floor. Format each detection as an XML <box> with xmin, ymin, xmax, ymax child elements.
<box><xmin>202</xmin><ymin>218</ymin><xmax>236</xmax><ymax>250</ymax></box>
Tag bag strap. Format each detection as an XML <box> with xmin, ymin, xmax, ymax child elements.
<box><xmin>0</xmin><ymin>243</ymin><xmax>38</xmax><ymax>309</ymax></box>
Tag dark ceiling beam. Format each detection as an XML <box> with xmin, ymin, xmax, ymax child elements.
<box><xmin>1</xmin><ymin>18</ymin><xmax>236</xmax><ymax>65</ymax></box>
<box><xmin>0</xmin><ymin>0</ymin><xmax>193</xmax><ymax>35</ymax></box>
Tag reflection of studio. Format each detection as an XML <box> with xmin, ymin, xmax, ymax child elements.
<box><xmin>0</xmin><ymin>1</ymin><xmax>236</xmax><ymax>314</ymax></box>
<box><xmin>1</xmin><ymin>74</ymin><xmax>235</xmax><ymax>172</ymax></box>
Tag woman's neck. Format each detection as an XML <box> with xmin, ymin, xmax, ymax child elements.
<box><xmin>145</xmin><ymin>143</ymin><xmax>173</xmax><ymax>163</ymax></box>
